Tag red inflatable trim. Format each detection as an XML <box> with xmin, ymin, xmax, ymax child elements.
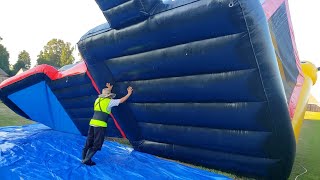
<box><xmin>262</xmin><ymin>0</ymin><xmax>304</xmax><ymax>119</ymax></box>
<box><xmin>285</xmin><ymin>0</ymin><xmax>304</xmax><ymax>118</ymax></box>
<box><xmin>110</xmin><ymin>113</ymin><xmax>127</xmax><ymax>139</ymax></box>
<box><xmin>262</xmin><ymin>0</ymin><xmax>285</xmax><ymax>20</ymax></box>
<box><xmin>86</xmin><ymin>70</ymin><xmax>101</xmax><ymax>94</ymax></box>
<box><xmin>82</xmin><ymin>61</ymin><xmax>127</xmax><ymax>139</ymax></box>
<box><xmin>0</xmin><ymin>62</ymin><xmax>87</xmax><ymax>88</ymax></box>
<box><xmin>0</xmin><ymin>61</ymin><xmax>128</xmax><ymax>138</ymax></box>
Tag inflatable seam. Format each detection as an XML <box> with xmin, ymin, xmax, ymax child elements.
<box><xmin>141</xmin><ymin>140</ymin><xmax>279</xmax><ymax>161</ymax></box>
<box><xmin>116</xmin><ymin>68</ymin><xmax>256</xmax><ymax>83</ymax></box>
<box><xmin>138</xmin><ymin>122</ymin><xmax>272</xmax><ymax>133</ymax></box>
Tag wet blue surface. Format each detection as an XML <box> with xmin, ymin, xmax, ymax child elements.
<box><xmin>0</xmin><ymin>124</ymin><xmax>230</xmax><ymax>180</ymax></box>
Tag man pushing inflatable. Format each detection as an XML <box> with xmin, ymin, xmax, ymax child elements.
<box><xmin>82</xmin><ymin>83</ymin><xmax>133</xmax><ymax>166</ymax></box>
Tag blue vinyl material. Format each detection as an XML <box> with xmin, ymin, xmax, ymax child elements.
<box><xmin>96</xmin><ymin>0</ymin><xmax>157</xmax><ymax>29</ymax></box>
<box><xmin>8</xmin><ymin>81</ymin><xmax>80</xmax><ymax>134</ymax></box>
<box><xmin>47</xmin><ymin>73</ymin><xmax>123</xmax><ymax>137</ymax></box>
<box><xmin>0</xmin><ymin>71</ymin><xmax>123</xmax><ymax>137</ymax></box>
<box><xmin>0</xmin><ymin>124</ymin><xmax>230</xmax><ymax>180</ymax></box>
<box><xmin>269</xmin><ymin>3</ymin><xmax>299</xmax><ymax>102</ymax></box>
<box><xmin>78</xmin><ymin>0</ymin><xmax>296</xmax><ymax>179</ymax></box>
<box><xmin>0</xmin><ymin>74</ymin><xmax>48</xmax><ymax>120</ymax></box>
<box><xmin>0</xmin><ymin>0</ymin><xmax>300</xmax><ymax>179</ymax></box>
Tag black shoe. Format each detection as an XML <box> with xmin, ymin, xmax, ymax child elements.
<box><xmin>81</xmin><ymin>159</ymin><xmax>96</xmax><ymax>166</ymax></box>
<box><xmin>89</xmin><ymin>160</ymin><xmax>96</xmax><ymax>166</ymax></box>
<box><xmin>82</xmin><ymin>148</ymin><xmax>97</xmax><ymax>165</ymax></box>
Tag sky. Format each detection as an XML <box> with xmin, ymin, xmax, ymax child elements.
<box><xmin>0</xmin><ymin>0</ymin><xmax>319</xmax><ymax>100</ymax></box>
<box><xmin>0</xmin><ymin>0</ymin><xmax>106</xmax><ymax>64</ymax></box>
<box><xmin>288</xmin><ymin>1</ymin><xmax>320</xmax><ymax>100</ymax></box>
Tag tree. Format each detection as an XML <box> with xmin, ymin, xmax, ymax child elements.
<box><xmin>0</xmin><ymin>43</ymin><xmax>10</xmax><ymax>74</ymax></box>
<box><xmin>12</xmin><ymin>60</ymin><xmax>26</xmax><ymax>75</ymax></box>
<box><xmin>18</xmin><ymin>50</ymin><xmax>31</xmax><ymax>69</ymax></box>
<box><xmin>37</xmin><ymin>39</ymin><xmax>75</xmax><ymax>68</ymax></box>
<box><xmin>11</xmin><ymin>50</ymin><xmax>31</xmax><ymax>75</ymax></box>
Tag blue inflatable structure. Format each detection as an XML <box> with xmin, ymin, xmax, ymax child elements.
<box><xmin>0</xmin><ymin>63</ymin><xmax>124</xmax><ymax>137</ymax></box>
<box><xmin>0</xmin><ymin>0</ymin><xmax>304</xmax><ymax>179</ymax></box>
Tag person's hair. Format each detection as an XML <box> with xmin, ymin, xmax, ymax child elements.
<box><xmin>100</xmin><ymin>88</ymin><xmax>115</xmax><ymax>99</ymax></box>
<box><xmin>102</xmin><ymin>88</ymin><xmax>109</xmax><ymax>94</ymax></box>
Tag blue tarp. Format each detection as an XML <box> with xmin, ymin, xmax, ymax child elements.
<box><xmin>0</xmin><ymin>124</ymin><xmax>230</xmax><ymax>179</ymax></box>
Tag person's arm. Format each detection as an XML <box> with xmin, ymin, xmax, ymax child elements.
<box><xmin>120</xmin><ymin>86</ymin><xmax>133</xmax><ymax>104</ymax></box>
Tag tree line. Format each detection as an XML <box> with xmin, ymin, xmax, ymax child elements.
<box><xmin>0</xmin><ymin>37</ymin><xmax>75</xmax><ymax>76</ymax></box>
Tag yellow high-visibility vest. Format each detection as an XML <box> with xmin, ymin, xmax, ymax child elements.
<box><xmin>89</xmin><ymin>97</ymin><xmax>111</xmax><ymax>127</ymax></box>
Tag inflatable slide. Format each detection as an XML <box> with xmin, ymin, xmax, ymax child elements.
<box><xmin>0</xmin><ymin>0</ymin><xmax>318</xmax><ymax>179</ymax></box>
<box><xmin>304</xmin><ymin>95</ymin><xmax>320</xmax><ymax>120</ymax></box>
<box><xmin>0</xmin><ymin>62</ymin><xmax>124</xmax><ymax>137</ymax></box>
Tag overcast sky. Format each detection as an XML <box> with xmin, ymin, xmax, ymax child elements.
<box><xmin>0</xmin><ymin>0</ymin><xmax>106</xmax><ymax>64</ymax></box>
<box><xmin>287</xmin><ymin>1</ymin><xmax>320</xmax><ymax>100</ymax></box>
<box><xmin>0</xmin><ymin>0</ymin><xmax>319</xmax><ymax>100</ymax></box>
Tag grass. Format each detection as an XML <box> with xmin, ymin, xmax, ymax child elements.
<box><xmin>288</xmin><ymin>120</ymin><xmax>320</xmax><ymax>180</ymax></box>
<box><xmin>0</xmin><ymin>102</ymin><xmax>34</xmax><ymax>126</ymax></box>
<box><xmin>0</xmin><ymin>102</ymin><xmax>319</xmax><ymax>179</ymax></box>
<box><xmin>159</xmin><ymin>158</ymin><xmax>254</xmax><ymax>180</ymax></box>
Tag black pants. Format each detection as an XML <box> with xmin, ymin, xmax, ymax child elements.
<box><xmin>82</xmin><ymin>126</ymin><xmax>106</xmax><ymax>161</ymax></box>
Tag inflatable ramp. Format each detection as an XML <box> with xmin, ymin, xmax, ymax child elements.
<box><xmin>0</xmin><ymin>0</ymin><xmax>310</xmax><ymax>179</ymax></box>
<box><xmin>0</xmin><ymin>124</ymin><xmax>229</xmax><ymax>179</ymax></box>
<box><xmin>0</xmin><ymin>62</ymin><xmax>124</xmax><ymax>137</ymax></box>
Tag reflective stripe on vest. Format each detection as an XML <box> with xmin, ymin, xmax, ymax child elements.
<box><xmin>89</xmin><ymin>97</ymin><xmax>111</xmax><ymax>127</ymax></box>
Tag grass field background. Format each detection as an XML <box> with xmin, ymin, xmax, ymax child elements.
<box><xmin>289</xmin><ymin>120</ymin><xmax>320</xmax><ymax>180</ymax></box>
<box><xmin>0</xmin><ymin>102</ymin><xmax>34</xmax><ymax>126</ymax></box>
<box><xmin>0</xmin><ymin>102</ymin><xmax>319</xmax><ymax>179</ymax></box>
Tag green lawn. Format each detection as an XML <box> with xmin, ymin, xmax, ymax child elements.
<box><xmin>289</xmin><ymin>120</ymin><xmax>320</xmax><ymax>180</ymax></box>
<box><xmin>0</xmin><ymin>102</ymin><xmax>34</xmax><ymax>126</ymax></box>
<box><xmin>0</xmin><ymin>102</ymin><xmax>319</xmax><ymax>179</ymax></box>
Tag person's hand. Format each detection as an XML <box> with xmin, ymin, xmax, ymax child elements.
<box><xmin>106</xmin><ymin>83</ymin><xmax>113</xmax><ymax>90</ymax></box>
<box><xmin>127</xmin><ymin>86</ymin><xmax>133</xmax><ymax>95</ymax></box>
<box><xmin>119</xmin><ymin>86</ymin><xmax>133</xmax><ymax>103</ymax></box>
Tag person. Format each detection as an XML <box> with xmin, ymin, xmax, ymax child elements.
<box><xmin>82</xmin><ymin>83</ymin><xmax>133</xmax><ymax>166</ymax></box>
